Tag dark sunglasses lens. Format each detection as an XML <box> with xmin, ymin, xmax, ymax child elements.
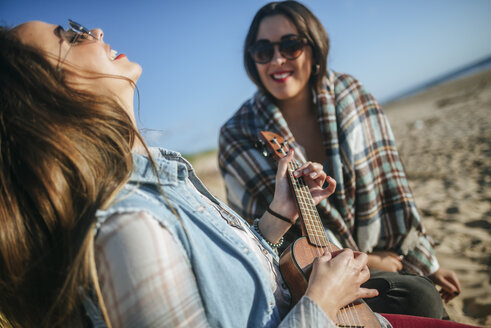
<box><xmin>280</xmin><ymin>39</ymin><xmax>304</xmax><ymax>60</ymax></box>
<box><xmin>69</xmin><ymin>20</ymin><xmax>84</xmax><ymax>31</ymax></box>
<box><xmin>250</xmin><ymin>42</ymin><xmax>274</xmax><ymax>64</ymax></box>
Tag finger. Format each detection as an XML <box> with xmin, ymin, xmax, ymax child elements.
<box><xmin>438</xmin><ymin>276</ymin><xmax>458</xmax><ymax>294</ymax></box>
<box><xmin>294</xmin><ymin>161</ymin><xmax>313</xmax><ymax>175</ymax></box>
<box><xmin>440</xmin><ymin>290</ymin><xmax>449</xmax><ymax>303</ymax></box>
<box><xmin>311</xmin><ymin>168</ymin><xmax>327</xmax><ymax>186</ymax></box>
<box><xmin>318</xmin><ymin>250</ymin><xmax>333</xmax><ymax>263</ymax></box>
<box><xmin>311</xmin><ymin>176</ymin><xmax>336</xmax><ymax>199</ymax></box>
<box><xmin>353</xmin><ymin>252</ymin><xmax>370</xmax><ymax>272</ymax></box>
<box><xmin>334</xmin><ymin>249</ymin><xmax>354</xmax><ymax>266</ymax></box>
<box><xmin>395</xmin><ymin>258</ymin><xmax>403</xmax><ymax>271</ymax></box>
<box><xmin>440</xmin><ymin>289</ymin><xmax>456</xmax><ymax>303</ymax></box>
<box><xmin>445</xmin><ymin>290</ymin><xmax>457</xmax><ymax>302</ymax></box>
<box><xmin>359</xmin><ymin>265</ymin><xmax>371</xmax><ymax>284</ymax></box>
<box><xmin>386</xmin><ymin>252</ymin><xmax>404</xmax><ymax>261</ymax></box>
<box><xmin>447</xmin><ymin>271</ymin><xmax>462</xmax><ymax>294</ymax></box>
<box><xmin>295</xmin><ymin>162</ymin><xmax>327</xmax><ymax>185</ymax></box>
<box><xmin>295</xmin><ymin>161</ymin><xmax>322</xmax><ymax>175</ymax></box>
<box><xmin>329</xmin><ymin>249</ymin><xmax>345</xmax><ymax>258</ymax></box>
<box><xmin>325</xmin><ymin>176</ymin><xmax>336</xmax><ymax>194</ymax></box>
<box><xmin>358</xmin><ymin>288</ymin><xmax>379</xmax><ymax>300</ymax></box>
<box><xmin>277</xmin><ymin>148</ymin><xmax>294</xmax><ymax>178</ymax></box>
<box><xmin>339</xmin><ymin>248</ymin><xmax>354</xmax><ymax>258</ymax></box>
<box><xmin>353</xmin><ymin>251</ymin><xmax>368</xmax><ymax>267</ymax></box>
<box><xmin>310</xmin><ymin>187</ymin><xmax>335</xmax><ymax>204</ymax></box>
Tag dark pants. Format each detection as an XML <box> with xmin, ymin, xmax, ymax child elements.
<box><xmin>361</xmin><ymin>270</ymin><xmax>447</xmax><ymax>319</ymax></box>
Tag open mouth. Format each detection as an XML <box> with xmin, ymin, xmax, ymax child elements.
<box><xmin>271</xmin><ymin>71</ymin><xmax>293</xmax><ymax>81</ymax></box>
<box><xmin>110</xmin><ymin>49</ymin><xmax>118</xmax><ymax>60</ymax></box>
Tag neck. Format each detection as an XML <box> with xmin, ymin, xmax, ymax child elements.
<box><xmin>115</xmin><ymin>87</ymin><xmax>147</xmax><ymax>154</ymax></box>
<box><xmin>276</xmin><ymin>86</ymin><xmax>314</xmax><ymax>121</ymax></box>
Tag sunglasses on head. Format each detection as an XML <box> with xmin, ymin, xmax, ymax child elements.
<box><xmin>248</xmin><ymin>35</ymin><xmax>308</xmax><ymax>64</ymax></box>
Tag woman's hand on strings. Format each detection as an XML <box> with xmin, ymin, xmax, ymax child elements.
<box><xmin>305</xmin><ymin>249</ymin><xmax>379</xmax><ymax>321</ymax></box>
<box><xmin>269</xmin><ymin>148</ymin><xmax>335</xmax><ymax>223</ymax></box>
<box><xmin>294</xmin><ymin>158</ymin><xmax>336</xmax><ymax>206</ymax></box>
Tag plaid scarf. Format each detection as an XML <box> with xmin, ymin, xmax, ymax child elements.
<box><xmin>218</xmin><ymin>70</ymin><xmax>439</xmax><ymax>275</ymax></box>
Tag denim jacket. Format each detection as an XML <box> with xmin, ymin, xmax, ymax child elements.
<box><xmin>92</xmin><ymin>148</ymin><xmax>334</xmax><ymax>328</ymax></box>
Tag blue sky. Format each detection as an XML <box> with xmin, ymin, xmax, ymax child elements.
<box><xmin>2</xmin><ymin>0</ymin><xmax>491</xmax><ymax>154</ymax></box>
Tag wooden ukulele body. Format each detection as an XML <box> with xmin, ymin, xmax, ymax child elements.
<box><xmin>279</xmin><ymin>237</ymin><xmax>381</xmax><ymax>327</ymax></box>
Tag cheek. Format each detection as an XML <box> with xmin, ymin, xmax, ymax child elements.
<box><xmin>255</xmin><ymin>64</ymin><xmax>269</xmax><ymax>84</ymax></box>
<box><xmin>300</xmin><ymin>50</ymin><xmax>313</xmax><ymax>78</ymax></box>
<box><xmin>300</xmin><ymin>61</ymin><xmax>312</xmax><ymax>80</ymax></box>
<box><xmin>79</xmin><ymin>46</ymin><xmax>111</xmax><ymax>71</ymax></box>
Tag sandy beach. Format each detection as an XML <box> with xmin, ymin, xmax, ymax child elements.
<box><xmin>190</xmin><ymin>68</ymin><xmax>491</xmax><ymax>326</ymax></box>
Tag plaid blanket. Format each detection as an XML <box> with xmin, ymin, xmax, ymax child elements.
<box><xmin>218</xmin><ymin>70</ymin><xmax>439</xmax><ymax>276</ymax></box>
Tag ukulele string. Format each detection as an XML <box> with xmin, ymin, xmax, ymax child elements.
<box><xmin>288</xmin><ymin>155</ymin><xmax>362</xmax><ymax>327</ymax></box>
<box><xmin>275</xmin><ymin>142</ymin><xmax>327</xmax><ymax>260</ymax></box>
<box><xmin>272</xmin><ymin>137</ymin><xmax>362</xmax><ymax>326</ymax></box>
<box><xmin>275</xmin><ymin>140</ymin><xmax>355</xmax><ymax>325</ymax></box>
<box><xmin>289</xmin><ymin>160</ymin><xmax>359</xmax><ymax>326</ymax></box>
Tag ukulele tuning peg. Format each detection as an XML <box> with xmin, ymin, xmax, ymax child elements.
<box><xmin>254</xmin><ymin>141</ymin><xmax>270</xmax><ymax>158</ymax></box>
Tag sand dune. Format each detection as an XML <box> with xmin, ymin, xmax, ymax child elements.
<box><xmin>190</xmin><ymin>69</ymin><xmax>491</xmax><ymax>326</ymax></box>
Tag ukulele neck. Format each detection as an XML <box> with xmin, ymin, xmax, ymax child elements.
<box><xmin>287</xmin><ymin>161</ymin><xmax>329</xmax><ymax>247</ymax></box>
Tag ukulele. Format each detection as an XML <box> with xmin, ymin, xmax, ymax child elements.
<box><xmin>258</xmin><ymin>131</ymin><xmax>381</xmax><ymax>328</ymax></box>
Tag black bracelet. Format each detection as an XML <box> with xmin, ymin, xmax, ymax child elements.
<box><xmin>253</xmin><ymin>219</ymin><xmax>284</xmax><ymax>249</ymax></box>
<box><xmin>267</xmin><ymin>206</ymin><xmax>294</xmax><ymax>225</ymax></box>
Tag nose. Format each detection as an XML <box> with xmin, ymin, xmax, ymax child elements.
<box><xmin>91</xmin><ymin>28</ymin><xmax>103</xmax><ymax>41</ymax></box>
<box><xmin>271</xmin><ymin>44</ymin><xmax>285</xmax><ymax>65</ymax></box>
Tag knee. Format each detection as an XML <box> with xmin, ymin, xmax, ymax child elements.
<box><xmin>394</xmin><ymin>275</ymin><xmax>444</xmax><ymax>318</ymax></box>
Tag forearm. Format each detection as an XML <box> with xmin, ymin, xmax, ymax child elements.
<box><xmin>256</xmin><ymin>205</ymin><xmax>295</xmax><ymax>244</ymax></box>
<box><xmin>278</xmin><ymin>296</ymin><xmax>336</xmax><ymax>328</ymax></box>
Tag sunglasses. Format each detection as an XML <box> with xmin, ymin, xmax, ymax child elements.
<box><xmin>248</xmin><ymin>35</ymin><xmax>308</xmax><ymax>64</ymax></box>
<box><xmin>56</xmin><ymin>19</ymin><xmax>98</xmax><ymax>70</ymax></box>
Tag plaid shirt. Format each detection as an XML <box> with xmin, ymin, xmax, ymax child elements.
<box><xmin>218</xmin><ymin>70</ymin><xmax>439</xmax><ymax>276</ymax></box>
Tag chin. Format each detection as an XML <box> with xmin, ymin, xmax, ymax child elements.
<box><xmin>126</xmin><ymin>62</ymin><xmax>142</xmax><ymax>82</ymax></box>
<box><xmin>269</xmin><ymin>90</ymin><xmax>295</xmax><ymax>101</ymax></box>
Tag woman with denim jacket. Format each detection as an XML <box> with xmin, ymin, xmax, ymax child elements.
<box><xmin>0</xmin><ymin>20</ymin><xmax>382</xmax><ymax>328</ymax></box>
<box><xmin>0</xmin><ymin>19</ymin><xmax>477</xmax><ymax>328</ymax></box>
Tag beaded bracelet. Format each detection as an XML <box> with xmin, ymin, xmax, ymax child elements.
<box><xmin>253</xmin><ymin>218</ymin><xmax>285</xmax><ymax>249</ymax></box>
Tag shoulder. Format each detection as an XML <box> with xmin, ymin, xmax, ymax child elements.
<box><xmin>96</xmin><ymin>211</ymin><xmax>164</xmax><ymax>244</ymax></box>
<box><xmin>326</xmin><ymin>70</ymin><xmax>365</xmax><ymax>95</ymax></box>
<box><xmin>326</xmin><ymin>70</ymin><xmax>378</xmax><ymax>108</ymax></box>
<box><xmin>96</xmin><ymin>183</ymin><xmax>186</xmax><ymax>237</ymax></box>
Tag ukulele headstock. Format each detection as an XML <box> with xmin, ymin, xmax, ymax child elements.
<box><xmin>258</xmin><ymin>131</ymin><xmax>290</xmax><ymax>161</ymax></box>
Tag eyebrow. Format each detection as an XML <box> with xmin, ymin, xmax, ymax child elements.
<box><xmin>255</xmin><ymin>33</ymin><xmax>299</xmax><ymax>42</ymax></box>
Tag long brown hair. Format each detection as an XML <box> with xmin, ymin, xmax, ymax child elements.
<box><xmin>0</xmin><ymin>26</ymin><xmax>137</xmax><ymax>327</ymax></box>
<box><xmin>244</xmin><ymin>0</ymin><xmax>330</xmax><ymax>95</ymax></box>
